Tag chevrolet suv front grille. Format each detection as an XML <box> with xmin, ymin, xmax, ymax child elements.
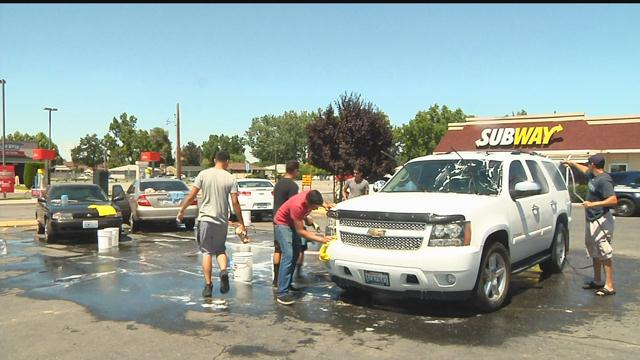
<box><xmin>340</xmin><ymin>219</ymin><xmax>426</xmax><ymax>231</ymax></box>
<box><xmin>340</xmin><ymin>232</ymin><xmax>424</xmax><ymax>250</ymax></box>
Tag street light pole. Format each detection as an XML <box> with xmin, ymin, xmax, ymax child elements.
<box><xmin>43</xmin><ymin>107</ymin><xmax>58</xmax><ymax>186</ymax></box>
<box><xmin>1</xmin><ymin>79</ymin><xmax>6</xmax><ymax>166</ymax></box>
<box><xmin>176</xmin><ymin>103</ymin><xmax>181</xmax><ymax>180</ymax></box>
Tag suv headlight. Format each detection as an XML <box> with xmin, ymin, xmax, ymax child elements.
<box><xmin>429</xmin><ymin>221</ymin><xmax>471</xmax><ymax>246</ymax></box>
<box><xmin>52</xmin><ymin>212</ymin><xmax>74</xmax><ymax>220</ymax></box>
<box><xmin>325</xmin><ymin>210</ymin><xmax>337</xmax><ymax>237</ymax></box>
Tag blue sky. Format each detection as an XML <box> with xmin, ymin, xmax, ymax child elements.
<box><xmin>1</xmin><ymin>4</ymin><xmax>639</xmax><ymax>161</ymax></box>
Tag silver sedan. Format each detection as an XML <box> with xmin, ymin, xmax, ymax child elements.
<box><xmin>112</xmin><ymin>178</ymin><xmax>198</xmax><ymax>232</ymax></box>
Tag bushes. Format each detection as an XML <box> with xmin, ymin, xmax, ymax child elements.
<box><xmin>23</xmin><ymin>162</ymin><xmax>44</xmax><ymax>189</ymax></box>
<box><xmin>569</xmin><ymin>184</ymin><xmax>588</xmax><ymax>203</ymax></box>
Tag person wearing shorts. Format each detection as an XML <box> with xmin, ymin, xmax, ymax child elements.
<box><xmin>565</xmin><ymin>154</ymin><xmax>617</xmax><ymax>296</ymax></box>
<box><xmin>178</xmin><ymin>151</ymin><xmax>248</xmax><ymax>298</ymax></box>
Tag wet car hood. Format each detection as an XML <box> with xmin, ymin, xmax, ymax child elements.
<box><xmin>335</xmin><ymin>192</ymin><xmax>501</xmax><ymax>218</ymax></box>
<box><xmin>47</xmin><ymin>201</ymin><xmax>120</xmax><ymax>213</ymax></box>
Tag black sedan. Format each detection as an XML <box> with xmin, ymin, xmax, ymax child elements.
<box><xmin>36</xmin><ymin>183</ymin><xmax>124</xmax><ymax>243</ymax></box>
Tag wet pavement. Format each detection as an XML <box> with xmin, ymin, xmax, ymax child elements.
<box><xmin>1</xmin><ymin>209</ymin><xmax>639</xmax><ymax>359</ymax></box>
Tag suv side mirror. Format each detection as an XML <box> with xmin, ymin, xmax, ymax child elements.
<box><xmin>513</xmin><ymin>181</ymin><xmax>542</xmax><ymax>198</ymax></box>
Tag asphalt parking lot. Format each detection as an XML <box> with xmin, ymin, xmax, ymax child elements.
<box><xmin>1</xmin><ymin>207</ymin><xmax>639</xmax><ymax>360</ymax></box>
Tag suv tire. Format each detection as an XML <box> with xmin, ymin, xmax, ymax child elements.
<box><xmin>473</xmin><ymin>242</ymin><xmax>511</xmax><ymax>313</ymax></box>
<box><xmin>540</xmin><ymin>223</ymin><xmax>568</xmax><ymax>274</ymax></box>
<box><xmin>613</xmin><ymin>198</ymin><xmax>636</xmax><ymax>217</ymax></box>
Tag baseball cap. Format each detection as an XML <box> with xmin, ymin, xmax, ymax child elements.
<box><xmin>588</xmin><ymin>154</ymin><xmax>605</xmax><ymax>168</ymax></box>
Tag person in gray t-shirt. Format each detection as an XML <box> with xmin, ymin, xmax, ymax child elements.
<box><xmin>178</xmin><ymin>151</ymin><xmax>249</xmax><ymax>298</ymax></box>
<box><xmin>564</xmin><ymin>154</ymin><xmax>618</xmax><ymax>296</ymax></box>
<box><xmin>342</xmin><ymin>166</ymin><xmax>369</xmax><ymax>200</ymax></box>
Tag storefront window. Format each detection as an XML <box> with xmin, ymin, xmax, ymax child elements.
<box><xmin>610</xmin><ymin>163</ymin><xmax>627</xmax><ymax>173</ymax></box>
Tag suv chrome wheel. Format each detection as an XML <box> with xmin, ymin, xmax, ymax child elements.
<box><xmin>541</xmin><ymin>223</ymin><xmax>568</xmax><ymax>274</ymax></box>
<box><xmin>474</xmin><ymin>242</ymin><xmax>510</xmax><ymax>312</ymax></box>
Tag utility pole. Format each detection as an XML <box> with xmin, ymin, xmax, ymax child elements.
<box><xmin>176</xmin><ymin>103</ymin><xmax>181</xmax><ymax>180</ymax></box>
<box><xmin>43</xmin><ymin>107</ymin><xmax>58</xmax><ymax>186</ymax></box>
<box><xmin>1</xmin><ymin>79</ymin><xmax>6</xmax><ymax>166</ymax></box>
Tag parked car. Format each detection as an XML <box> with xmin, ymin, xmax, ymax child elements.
<box><xmin>325</xmin><ymin>151</ymin><xmax>572</xmax><ymax>312</ymax></box>
<box><xmin>230</xmin><ymin>178</ymin><xmax>274</xmax><ymax>221</ymax></box>
<box><xmin>112</xmin><ymin>178</ymin><xmax>198</xmax><ymax>232</ymax></box>
<box><xmin>611</xmin><ymin>170</ymin><xmax>640</xmax><ymax>217</ymax></box>
<box><xmin>35</xmin><ymin>183</ymin><xmax>124</xmax><ymax>243</ymax></box>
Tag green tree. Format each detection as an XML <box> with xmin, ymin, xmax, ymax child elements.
<box><xmin>307</xmin><ymin>93</ymin><xmax>396</xmax><ymax>201</ymax></box>
<box><xmin>394</xmin><ymin>104</ymin><xmax>467</xmax><ymax>163</ymax></box>
<box><xmin>105</xmin><ymin>113</ymin><xmax>145</xmax><ymax>166</ymax></box>
<box><xmin>181</xmin><ymin>141</ymin><xmax>202</xmax><ymax>166</ymax></box>
<box><xmin>7</xmin><ymin>131</ymin><xmax>64</xmax><ymax>164</ymax></box>
<box><xmin>70</xmin><ymin>134</ymin><xmax>106</xmax><ymax>170</ymax></box>
<box><xmin>505</xmin><ymin>109</ymin><xmax>528</xmax><ymax>117</ymax></box>
<box><xmin>245</xmin><ymin>111</ymin><xmax>315</xmax><ymax>164</ymax></box>
<box><xmin>200</xmin><ymin>134</ymin><xmax>246</xmax><ymax>167</ymax></box>
<box><xmin>144</xmin><ymin>127</ymin><xmax>174</xmax><ymax>165</ymax></box>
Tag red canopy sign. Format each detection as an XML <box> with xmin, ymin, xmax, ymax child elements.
<box><xmin>32</xmin><ymin>148</ymin><xmax>57</xmax><ymax>160</ymax></box>
<box><xmin>141</xmin><ymin>151</ymin><xmax>161</xmax><ymax>162</ymax></box>
<box><xmin>0</xmin><ymin>165</ymin><xmax>15</xmax><ymax>193</ymax></box>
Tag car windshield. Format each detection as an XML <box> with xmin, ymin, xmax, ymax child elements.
<box><xmin>382</xmin><ymin>159</ymin><xmax>503</xmax><ymax>195</ymax></box>
<box><xmin>238</xmin><ymin>181</ymin><xmax>274</xmax><ymax>188</ymax></box>
<box><xmin>140</xmin><ymin>181</ymin><xmax>189</xmax><ymax>192</ymax></box>
<box><xmin>48</xmin><ymin>186</ymin><xmax>109</xmax><ymax>202</ymax></box>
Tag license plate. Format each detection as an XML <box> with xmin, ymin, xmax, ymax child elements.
<box><xmin>161</xmin><ymin>200</ymin><xmax>179</xmax><ymax>206</ymax></box>
<box><xmin>83</xmin><ymin>220</ymin><xmax>99</xmax><ymax>229</ymax></box>
<box><xmin>364</xmin><ymin>271</ymin><xmax>390</xmax><ymax>286</ymax></box>
<box><xmin>255</xmin><ymin>203</ymin><xmax>269</xmax><ymax>209</ymax></box>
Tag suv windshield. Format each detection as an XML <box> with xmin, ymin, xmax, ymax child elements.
<box><xmin>382</xmin><ymin>159</ymin><xmax>503</xmax><ymax>195</ymax></box>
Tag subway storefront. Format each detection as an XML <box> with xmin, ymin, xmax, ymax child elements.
<box><xmin>435</xmin><ymin>112</ymin><xmax>640</xmax><ymax>172</ymax></box>
<box><xmin>1</xmin><ymin>141</ymin><xmax>39</xmax><ymax>185</ymax></box>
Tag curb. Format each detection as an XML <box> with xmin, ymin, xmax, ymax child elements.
<box><xmin>0</xmin><ymin>199</ymin><xmax>37</xmax><ymax>205</ymax></box>
<box><xmin>0</xmin><ymin>220</ymin><xmax>37</xmax><ymax>228</ymax></box>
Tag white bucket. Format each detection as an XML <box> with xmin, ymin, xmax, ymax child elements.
<box><xmin>232</xmin><ymin>251</ymin><xmax>253</xmax><ymax>283</ymax></box>
<box><xmin>106</xmin><ymin>227</ymin><xmax>120</xmax><ymax>248</ymax></box>
<box><xmin>241</xmin><ymin>210</ymin><xmax>252</xmax><ymax>227</ymax></box>
<box><xmin>97</xmin><ymin>229</ymin><xmax>113</xmax><ymax>252</ymax></box>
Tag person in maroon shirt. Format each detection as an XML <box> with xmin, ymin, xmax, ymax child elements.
<box><xmin>273</xmin><ymin>189</ymin><xmax>332</xmax><ymax>305</ymax></box>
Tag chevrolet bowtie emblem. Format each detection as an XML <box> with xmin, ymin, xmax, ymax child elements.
<box><xmin>367</xmin><ymin>228</ymin><xmax>386</xmax><ymax>238</ymax></box>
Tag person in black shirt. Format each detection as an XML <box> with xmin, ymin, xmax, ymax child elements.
<box><xmin>272</xmin><ymin>160</ymin><xmax>300</xmax><ymax>286</ymax></box>
<box><xmin>565</xmin><ymin>154</ymin><xmax>618</xmax><ymax>296</ymax></box>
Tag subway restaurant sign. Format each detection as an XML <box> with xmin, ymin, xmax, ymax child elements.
<box><xmin>475</xmin><ymin>124</ymin><xmax>564</xmax><ymax>148</ymax></box>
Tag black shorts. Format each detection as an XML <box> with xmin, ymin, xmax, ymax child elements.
<box><xmin>198</xmin><ymin>220</ymin><xmax>228</xmax><ymax>255</ymax></box>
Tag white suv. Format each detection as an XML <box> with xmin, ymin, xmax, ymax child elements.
<box><xmin>325</xmin><ymin>151</ymin><xmax>572</xmax><ymax>312</ymax></box>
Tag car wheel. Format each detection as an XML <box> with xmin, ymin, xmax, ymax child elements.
<box><xmin>37</xmin><ymin>219</ymin><xmax>45</xmax><ymax>235</ymax></box>
<box><xmin>540</xmin><ymin>223</ymin><xmax>569</xmax><ymax>274</ymax></box>
<box><xmin>183</xmin><ymin>219</ymin><xmax>195</xmax><ymax>231</ymax></box>
<box><xmin>43</xmin><ymin>218</ymin><xmax>56</xmax><ymax>244</ymax></box>
<box><xmin>130</xmin><ymin>214</ymin><xmax>140</xmax><ymax>233</ymax></box>
<box><xmin>473</xmin><ymin>242</ymin><xmax>511</xmax><ymax>313</ymax></box>
<box><xmin>613</xmin><ymin>198</ymin><xmax>636</xmax><ymax>217</ymax></box>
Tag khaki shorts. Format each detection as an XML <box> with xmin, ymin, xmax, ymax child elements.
<box><xmin>585</xmin><ymin>212</ymin><xmax>614</xmax><ymax>260</ymax></box>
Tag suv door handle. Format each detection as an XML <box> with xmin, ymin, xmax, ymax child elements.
<box><xmin>531</xmin><ymin>205</ymin><xmax>540</xmax><ymax>213</ymax></box>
